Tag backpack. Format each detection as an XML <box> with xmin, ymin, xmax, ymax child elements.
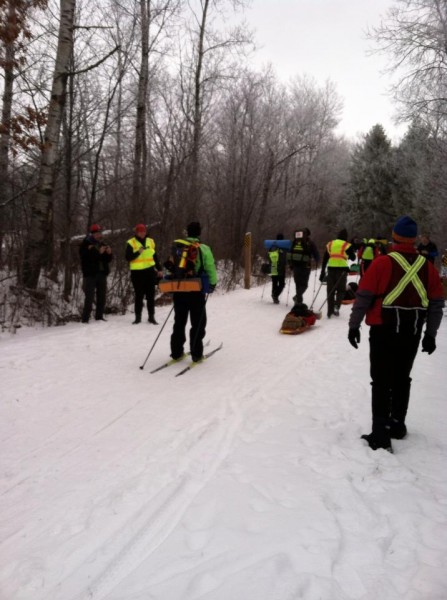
<box><xmin>171</xmin><ymin>239</ymin><xmax>201</xmax><ymax>278</ymax></box>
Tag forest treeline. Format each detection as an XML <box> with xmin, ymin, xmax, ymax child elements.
<box><xmin>0</xmin><ymin>0</ymin><xmax>446</xmax><ymax>326</ymax></box>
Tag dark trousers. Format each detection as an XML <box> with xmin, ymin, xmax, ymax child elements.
<box><xmin>369</xmin><ymin>325</ymin><xmax>422</xmax><ymax>431</ymax></box>
<box><xmin>292</xmin><ymin>266</ymin><xmax>311</xmax><ymax>303</ymax></box>
<box><xmin>131</xmin><ymin>268</ymin><xmax>156</xmax><ymax>319</ymax></box>
<box><xmin>271</xmin><ymin>274</ymin><xmax>286</xmax><ymax>299</ymax></box>
<box><xmin>171</xmin><ymin>292</ymin><xmax>206</xmax><ymax>359</ymax></box>
<box><xmin>82</xmin><ymin>273</ymin><xmax>107</xmax><ymax>321</ymax></box>
<box><xmin>326</xmin><ymin>268</ymin><xmax>347</xmax><ymax>315</ymax></box>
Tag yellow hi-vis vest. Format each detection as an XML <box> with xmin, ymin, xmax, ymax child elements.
<box><xmin>383</xmin><ymin>253</ymin><xmax>429</xmax><ymax>308</ymax></box>
<box><xmin>268</xmin><ymin>249</ymin><xmax>279</xmax><ymax>276</ymax></box>
<box><xmin>127</xmin><ymin>237</ymin><xmax>156</xmax><ymax>270</ymax></box>
<box><xmin>327</xmin><ymin>239</ymin><xmax>350</xmax><ymax>267</ymax></box>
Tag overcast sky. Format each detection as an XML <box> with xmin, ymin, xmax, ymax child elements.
<box><xmin>242</xmin><ymin>0</ymin><xmax>405</xmax><ymax>141</ymax></box>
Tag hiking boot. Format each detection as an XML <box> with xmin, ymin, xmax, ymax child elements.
<box><xmin>132</xmin><ymin>316</ymin><xmax>142</xmax><ymax>324</ymax></box>
<box><xmin>272</xmin><ymin>296</ymin><xmax>279</xmax><ymax>304</ymax></box>
<box><xmin>361</xmin><ymin>431</ymin><xmax>393</xmax><ymax>453</ymax></box>
<box><xmin>148</xmin><ymin>317</ymin><xmax>158</xmax><ymax>324</ymax></box>
<box><xmin>389</xmin><ymin>419</ymin><xmax>407</xmax><ymax>439</ymax></box>
<box><xmin>95</xmin><ymin>317</ymin><xmax>107</xmax><ymax>321</ymax></box>
<box><xmin>333</xmin><ymin>306</ymin><xmax>340</xmax><ymax>316</ymax></box>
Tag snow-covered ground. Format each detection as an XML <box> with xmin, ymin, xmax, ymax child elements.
<box><xmin>1</xmin><ymin>279</ymin><xmax>446</xmax><ymax>600</ymax></box>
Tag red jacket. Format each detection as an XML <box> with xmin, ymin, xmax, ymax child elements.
<box><xmin>351</xmin><ymin>243</ymin><xmax>444</xmax><ymax>327</ymax></box>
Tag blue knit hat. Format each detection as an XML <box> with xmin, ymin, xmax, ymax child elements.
<box><xmin>392</xmin><ymin>216</ymin><xmax>417</xmax><ymax>243</ymax></box>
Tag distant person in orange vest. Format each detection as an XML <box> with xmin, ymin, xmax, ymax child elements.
<box><xmin>320</xmin><ymin>229</ymin><xmax>356</xmax><ymax>318</ymax></box>
<box><xmin>126</xmin><ymin>224</ymin><xmax>162</xmax><ymax>324</ymax></box>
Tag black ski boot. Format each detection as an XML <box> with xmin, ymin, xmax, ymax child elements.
<box><xmin>389</xmin><ymin>419</ymin><xmax>407</xmax><ymax>439</ymax></box>
<box><xmin>361</xmin><ymin>423</ymin><xmax>393</xmax><ymax>453</ymax></box>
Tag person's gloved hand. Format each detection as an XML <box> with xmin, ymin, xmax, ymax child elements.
<box><xmin>422</xmin><ymin>333</ymin><xmax>436</xmax><ymax>355</ymax></box>
<box><xmin>319</xmin><ymin>272</ymin><xmax>325</xmax><ymax>282</ymax></box>
<box><xmin>348</xmin><ymin>328</ymin><xmax>361</xmax><ymax>349</ymax></box>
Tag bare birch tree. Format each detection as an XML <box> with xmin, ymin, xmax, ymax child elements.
<box><xmin>22</xmin><ymin>0</ymin><xmax>76</xmax><ymax>288</ymax></box>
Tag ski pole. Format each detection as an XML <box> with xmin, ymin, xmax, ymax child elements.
<box><xmin>286</xmin><ymin>273</ymin><xmax>292</xmax><ymax>306</ymax></box>
<box><xmin>312</xmin><ymin>267</ymin><xmax>317</xmax><ymax>297</ymax></box>
<box><xmin>309</xmin><ymin>281</ymin><xmax>323</xmax><ymax>311</ymax></box>
<box><xmin>261</xmin><ymin>280</ymin><xmax>267</xmax><ymax>300</ymax></box>
<box><xmin>317</xmin><ymin>271</ymin><xmax>346</xmax><ymax>313</ymax></box>
<box><xmin>139</xmin><ymin>304</ymin><xmax>175</xmax><ymax>370</ymax></box>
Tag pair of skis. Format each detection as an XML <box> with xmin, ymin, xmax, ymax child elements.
<box><xmin>150</xmin><ymin>342</ymin><xmax>223</xmax><ymax>377</ymax></box>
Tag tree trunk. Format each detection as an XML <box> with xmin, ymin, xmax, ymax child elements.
<box><xmin>189</xmin><ymin>0</ymin><xmax>210</xmax><ymax>216</ymax></box>
<box><xmin>22</xmin><ymin>0</ymin><xmax>76</xmax><ymax>289</ymax></box>
<box><xmin>0</xmin><ymin>0</ymin><xmax>17</xmax><ymax>266</ymax></box>
<box><xmin>132</xmin><ymin>0</ymin><xmax>149</xmax><ymax>223</ymax></box>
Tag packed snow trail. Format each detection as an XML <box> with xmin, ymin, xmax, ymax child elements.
<box><xmin>1</xmin><ymin>284</ymin><xmax>446</xmax><ymax>600</ymax></box>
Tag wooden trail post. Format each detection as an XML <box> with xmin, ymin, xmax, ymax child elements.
<box><xmin>244</xmin><ymin>232</ymin><xmax>252</xmax><ymax>289</ymax></box>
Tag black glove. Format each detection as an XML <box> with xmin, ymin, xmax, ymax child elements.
<box><xmin>348</xmin><ymin>328</ymin><xmax>360</xmax><ymax>349</ymax></box>
<box><xmin>422</xmin><ymin>333</ymin><xmax>436</xmax><ymax>355</ymax></box>
<box><xmin>319</xmin><ymin>273</ymin><xmax>325</xmax><ymax>282</ymax></box>
<box><xmin>208</xmin><ymin>284</ymin><xmax>216</xmax><ymax>293</ymax></box>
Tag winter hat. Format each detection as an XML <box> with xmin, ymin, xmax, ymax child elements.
<box><xmin>135</xmin><ymin>223</ymin><xmax>147</xmax><ymax>234</ymax></box>
<box><xmin>276</xmin><ymin>233</ymin><xmax>284</xmax><ymax>240</ymax></box>
<box><xmin>392</xmin><ymin>216</ymin><xmax>417</xmax><ymax>243</ymax></box>
<box><xmin>187</xmin><ymin>221</ymin><xmax>201</xmax><ymax>237</ymax></box>
<box><xmin>90</xmin><ymin>224</ymin><xmax>102</xmax><ymax>233</ymax></box>
<box><xmin>337</xmin><ymin>229</ymin><xmax>348</xmax><ymax>241</ymax></box>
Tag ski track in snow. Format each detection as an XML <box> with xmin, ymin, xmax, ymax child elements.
<box><xmin>1</xmin><ymin>283</ymin><xmax>447</xmax><ymax>599</ymax></box>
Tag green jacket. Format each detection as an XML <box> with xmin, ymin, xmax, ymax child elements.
<box><xmin>187</xmin><ymin>237</ymin><xmax>218</xmax><ymax>285</ymax></box>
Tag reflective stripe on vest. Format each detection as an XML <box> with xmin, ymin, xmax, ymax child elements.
<box><xmin>383</xmin><ymin>252</ymin><xmax>429</xmax><ymax>308</ymax></box>
<box><xmin>128</xmin><ymin>237</ymin><xmax>156</xmax><ymax>270</ymax></box>
<box><xmin>327</xmin><ymin>240</ymin><xmax>350</xmax><ymax>267</ymax></box>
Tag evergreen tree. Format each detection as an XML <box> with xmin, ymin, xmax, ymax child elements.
<box><xmin>347</xmin><ymin>124</ymin><xmax>396</xmax><ymax>236</ymax></box>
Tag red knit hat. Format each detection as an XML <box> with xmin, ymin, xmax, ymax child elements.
<box><xmin>90</xmin><ymin>224</ymin><xmax>102</xmax><ymax>233</ymax></box>
<box><xmin>135</xmin><ymin>223</ymin><xmax>147</xmax><ymax>234</ymax></box>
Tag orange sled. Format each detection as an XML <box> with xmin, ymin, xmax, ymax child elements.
<box><xmin>280</xmin><ymin>309</ymin><xmax>321</xmax><ymax>335</ymax></box>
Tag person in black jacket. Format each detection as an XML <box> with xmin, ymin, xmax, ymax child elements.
<box><xmin>417</xmin><ymin>233</ymin><xmax>438</xmax><ymax>264</ymax></box>
<box><xmin>287</xmin><ymin>228</ymin><xmax>320</xmax><ymax>304</ymax></box>
<box><xmin>79</xmin><ymin>224</ymin><xmax>113</xmax><ymax>323</ymax></box>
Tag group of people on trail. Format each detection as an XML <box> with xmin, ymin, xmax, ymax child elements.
<box><xmin>79</xmin><ymin>220</ymin><xmax>217</xmax><ymax>364</ymax></box>
<box><xmin>79</xmin><ymin>214</ymin><xmax>445</xmax><ymax>454</ymax></box>
<box><xmin>266</xmin><ymin>216</ymin><xmax>445</xmax><ymax>453</ymax></box>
